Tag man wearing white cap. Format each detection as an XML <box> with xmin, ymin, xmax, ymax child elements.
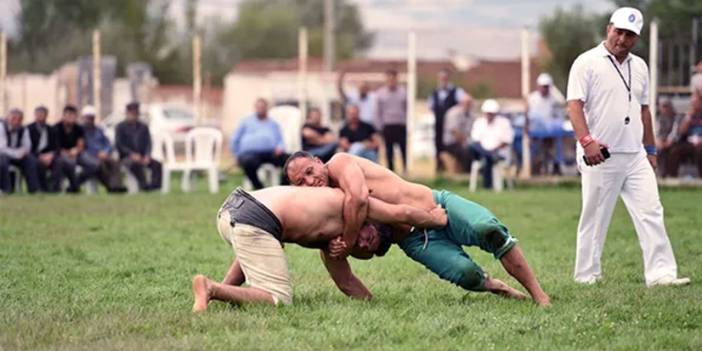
<box><xmin>566</xmin><ymin>7</ymin><xmax>689</xmax><ymax>286</ymax></box>
<box><xmin>468</xmin><ymin>99</ymin><xmax>514</xmax><ymax>189</ymax></box>
<box><xmin>527</xmin><ymin>73</ymin><xmax>566</xmax><ymax>174</ymax></box>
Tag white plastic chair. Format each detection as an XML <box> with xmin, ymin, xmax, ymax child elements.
<box><xmin>268</xmin><ymin>105</ymin><xmax>303</xmax><ymax>152</ymax></box>
<box><xmin>469</xmin><ymin>149</ymin><xmax>515</xmax><ymax>193</ymax></box>
<box><xmin>182</xmin><ymin>128</ymin><xmax>223</xmax><ymax>193</ymax></box>
<box><xmin>152</xmin><ymin>132</ymin><xmax>189</xmax><ymax>193</ymax></box>
<box><xmin>9</xmin><ymin>165</ymin><xmax>22</xmax><ymax>192</ymax></box>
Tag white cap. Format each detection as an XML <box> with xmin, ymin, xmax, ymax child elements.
<box><xmin>610</xmin><ymin>7</ymin><xmax>644</xmax><ymax>36</ymax></box>
<box><xmin>481</xmin><ymin>99</ymin><xmax>500</xmax><ymax>114</ymax></box>
<box><xmin>81</xmin><ymin>105</ymin><xmax>96</xmax><ymax>117</ymax></box>
<box><xmin>536</xmin><ymin>73</ymin><xmax>553</xmax><ymax>86</ymax></box>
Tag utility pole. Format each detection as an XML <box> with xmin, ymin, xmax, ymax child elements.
<box><xmin>193</xmin><ymin>34</ymin><xmax>202</xmax><ymax>125</ymax></box>
<box><xmin>323</xmin><ymin>0</ymin><xmax>335</xmax><ymax>72</ymax></box>
<box><xmin>519</xmin><ymin>27</ymin><xmax>531</xmax><ymax>179</ymax></box>
<box><xmin>0</xmin><ymin>32</ymin><xmax>6</xmax><ymax>116</ymax></box>
<box><xmin>92</xmin><ymin>30</ymin><xmax>102</xmax><ymax>121</ymax></box>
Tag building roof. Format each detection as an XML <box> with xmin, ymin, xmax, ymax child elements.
<box><xmin>231</xmin><ymin>57</ymin><xmax>542</xmax><ymax>99</ymax></box>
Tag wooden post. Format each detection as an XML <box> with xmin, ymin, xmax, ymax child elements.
<box><xmin>0</xmin><ymin>32</ymin><xmax>6</xmax><ymax>116</ymax></box>
<box><xmin>323</xmin><ymin>0</ymin><xmax>335</xmax><ymax>72</ymax></box>
<box><xmin>193</xmin><ymin>35</ymin><xmax>202</xmax><ymax>125</ymax></box>
<box><xmin>649</xmin><ymin>20</ymin><xmax>658</xmax><ymax>135</ymax></box>
<box><xmin>298</xmin><ymin>27</ymin><xmax>308</xmax><ymax>123</ymax></box>
<box><xmin>519</xmin><ymin>27</ymin><xmax>532</xmax><ymax>179</ymax></box>
<box><xmin>406</xmin><ymin>31</ymin><xmax>417</xmax><ymax>176</ymax></box>
<box><xmin>92</xmin><ymin>30</ymin><xmax>102</xmax><ymax>121</ymax></box>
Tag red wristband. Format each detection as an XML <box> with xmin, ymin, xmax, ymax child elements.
<box><xmin>579</xmin><ymin>135</ymin><xmax>594</xmax><ymax>148</ymax></box>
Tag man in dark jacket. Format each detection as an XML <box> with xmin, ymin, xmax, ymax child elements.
<box><xmin>27</xmin><ymin>106</ymin><xmax>60</xmax><ymax>192</ymax></box>
<box><xmin>115</xmin><ymin>102</ymin><xmax>162</xmax><ymax>191</ymax></box>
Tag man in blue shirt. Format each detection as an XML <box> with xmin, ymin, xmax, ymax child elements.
<box><xmin>230</xmin><ymin>98</ymin><xmax>288</xmax><ymax>189</ymax></box>
<box><xmin>81</xmin><ymin>106</ymin><xmax>126</xmax><ymax>193</ymax></box>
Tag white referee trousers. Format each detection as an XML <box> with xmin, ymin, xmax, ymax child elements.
<box><xmin>574</xmin><ymin>151</ymin><xmax>678</xmax><ymax>286</ymax></box>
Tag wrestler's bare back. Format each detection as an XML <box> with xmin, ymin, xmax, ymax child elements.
<box><xmin>333</xmin><ymin>155</ymin><xmax>436</xmax><ymax>211</ymax></box>
<box><xmin>251</xmin><ymin>186</ymin><xmax>346</xmax><ymax>247</ymax></box>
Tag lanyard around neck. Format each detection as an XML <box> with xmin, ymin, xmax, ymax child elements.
<box><xmin>606</xmin><ymin>55</ymin><xmax>632</xmax><ymax>102</ymax></box>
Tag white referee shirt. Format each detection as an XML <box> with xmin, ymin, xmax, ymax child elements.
<box><xmin>567</xmin><ymin>42</ymin><xmax>649</xmax><ymax>153</ymax></box>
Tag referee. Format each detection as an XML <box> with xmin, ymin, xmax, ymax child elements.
<box><xmin>566</xmin><ymin>7</ymin><xmax>689</xmax><ymax>287</ymax></box>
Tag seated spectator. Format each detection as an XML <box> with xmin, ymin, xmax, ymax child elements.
<box><xmin>116</xmin><ymin>102</ymin><xmax>162</xmax><ymax>191</ymax></box>
<box><xmin>441</xmin><ymin>95</ymin><xmax>474</xmax><ymax>173</ymax></box>
<box><xmin>666</xmin><ymin>96</ymin><xmax>702</xmax><ymax>177</ymax></box>
<box><xmin>339</xmin><ymin>104</ymin><xmax>381</xmax><ymax>162</ymax></box>
<box><xmin>656</xmin><ymin>98</ymin><xmax>684</xmax><ymax>177</ymax></box>
<box><xmin>81</xmin><ymin>105</ymin><xmax>127</xmax><ymax>193</ymax></box>
<box><xmin>301</xmin><ymin>107</ymin><xmax>337</xmax><ymax>162</ymax></box>
<box><xmin>691</xmin><ymin>60</ymin><xmax>702</xmax><ymax>99</ymax></box>
<box><xmin>230</xmin><ymin>98</ymin><xmax>288</xmax><ymax>190</ymax></box>
<box><xmin>28</xmin><ymin>106</ymin><xmax>60</xmax><ymax>192</ymax></box>
<box><xmin>53</xmin><ymin>105</ymin><xmax>99</xmax><ymax>193</ymax></box>
<box><xmin>526</xmin><ymin>73</ymin><xmax>566</xmax><ymax>175</ymax></box>
<box><xmin>469</xmin><ymin>99</ymin><xmax>514</xmax><ymax>189</ymax></box>
<box><xmin>0</xmin><ymin>108</ymin><xmax>39</xmax><ymax>194</ymax></box>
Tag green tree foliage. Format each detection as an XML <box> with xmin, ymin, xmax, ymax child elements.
<box><xmin>8</xmin><ymin>0</ymin><xmax>184</xmax><ymax>82</ymax></box>
<box><xmin>223</xmin><ymin>0</ymin><xmax>374</xmax><ymax>61</ymax></box>
<box><xmin>538</xmin><ymin>6</ymin><xmax>607</xmax><ymax>91</ymax></box>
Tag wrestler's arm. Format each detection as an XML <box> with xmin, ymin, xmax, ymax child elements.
<box><xmin>367</xmin><ymin>197</ymin><xmax>446</xmax><ymax>228</ymax></box>
<box><xmin>221</xmin><ymin>258</ymin><xmax>245</xmax><ymax>286</ymax></box>
<box><xmin>320</xmin><ymin>250</ymin><xmax>372</xmax><ymax>300</ymax></box>
<box><xmin>327</xmin><ymin>153</ymin><xmax>370</xmax><ymax>255</ymax></box>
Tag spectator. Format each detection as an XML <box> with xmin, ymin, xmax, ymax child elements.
<box><xmin>526</xmin><ymin>73</ymin><xmax>566</xmax><ymax>175</ymax></box>
<box><xmin>440</xmin><ymin>95</ymin><xmax>474</xmax><ymax>173</ymax></box>
<box><xmin>376</xmin><ymin>69</ymin><xmax>408</xmax><ymax>172</ymax></box>
<box><xmin>469</xmin><ymin>99</ymin><xmax>514</xmax><ymax>189</ymax></box>
<box><xmin>339</xmin><ymin>104</ymin><xmax>381</xmax><ymax>162</ymax></box>
<box><xmin>230</xmin><ymin>98</ymin><xmax>287</xmax><ymax>190</ymax></box>
<box><xmin>0</xmin><ymin>108</ymin><xmax>40</xmax><ymax>194</ymax></box>
<box><xmin>666</xmin><ymin>95</ymin><xmax>702</xmax><ymax>177</ymax></box>
<box><xmin>691</xmin><ymin>60</ymin><xmax>702</xmax><ymax>99</ymax></box>
<box><xmin>27</xmin><ymin>106</ymin><xmax>60</xmax><ymax>192</ymax></box>
<box><xmin>337</xmin><ymin>71</ymin><xmax>377</xmax><ymax>125</ymax></box>
<box><xmin>655</xmin><ymin>98</ymin><xmax>684</xmax><ymax>177</ymax></box>
<box><xmin>116</xmin><ymin>102</ymin><xmax>162</xmax><ymax>191</ymax></box>
<box><xmin>428</xmin><ymin>68</ymin><xmax>468</xmax><ymax>172</ymax></box>
<box><xmin>53</xmin><ymin>105</ymin><xmax>98</xmax><ymax>193</ymax></box>
<box><xmin>301</xmin><ymin>108</ymin><xmax>337</xmax><ymax>162</ymax></box>
<box><xmin>81</xmin><ymin>105</ymin><xmax>127</xmax><ymax>193</ymax></box>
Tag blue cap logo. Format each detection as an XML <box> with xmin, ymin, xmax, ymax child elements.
<box><xmin>628</xmin><ymin>14</ymin><xmax>635</xmax><ymax>22</ymax></box>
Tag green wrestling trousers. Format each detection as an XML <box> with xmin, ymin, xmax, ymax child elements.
<box><xmin>398</xmin><ymin>189</ymin><xmax>517</xmax><ymax>291</ymax></box>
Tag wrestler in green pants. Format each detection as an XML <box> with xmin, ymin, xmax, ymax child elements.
<box><xmin>398</xmin><ymin>189</ymin><xmax>517</xmax><ymax>291</ymax></box>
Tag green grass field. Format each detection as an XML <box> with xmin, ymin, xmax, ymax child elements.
<box><xmin>1</xmin><ymin>176</ymin><xmax>700</xmax><ymax>350</ymax></box>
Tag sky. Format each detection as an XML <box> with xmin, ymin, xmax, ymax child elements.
<box><xmin>0</xmin><ymin>0</ymin><xmax>614</xmax><ymax>60</ymax></box>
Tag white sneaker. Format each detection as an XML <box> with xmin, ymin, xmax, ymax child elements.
<box><xmin>648</xmin><ymin>276</ymin><xmax>691</xmax><ymax>287</ymax></box>
<box><xmin>575</xmin><ymin>276</ymin><xmax>601</xmax><ymax>285</ymax></box>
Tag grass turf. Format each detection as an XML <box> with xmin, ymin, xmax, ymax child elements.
<box><xmin>1</xmin><ymin>176</ymin><xmax>700</xmax><ymax>350</ymax></box>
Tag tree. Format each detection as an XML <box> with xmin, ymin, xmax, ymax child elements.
<box><xmin>222</xmin><ymin>0</ymin><xmax>374</xmax><ymax>61</ymax></box>
<box><xmin>538</xmin><ymin>6</ymin><xmax>607</xmax><ymax>91</ymax></box>
<box><xmin>7</xmin><ymin>0</ymin><xmax>184</xmax><ymax>83</ymax></box>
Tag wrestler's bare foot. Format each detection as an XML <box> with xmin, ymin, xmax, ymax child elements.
<box><xmin>485</xmin><ymin>277</ymin><xmax>529</xmax><ymax>300</ymax></box>
<box><xmin>533</xmin><ymin>293</ymin><xmax>551</xmax><ymax>307</ymax></box>
<box><xmin>192</xmin><ymin>274</ymin><xmax>211</xmax><ymax>313</ymax></box>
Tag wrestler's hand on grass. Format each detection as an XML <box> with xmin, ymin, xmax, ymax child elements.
<box><xmin>429</xmin><ymin>205</ymin><xmax>448</xmax><ymax>228</ymax></box>
<box><xmin>328</xmin><ymin>236</ymin><xmax>349</xmax><ymax>259</ymax></box>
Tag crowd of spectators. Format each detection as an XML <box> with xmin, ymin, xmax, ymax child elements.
<box><xmin>0</xmin><ymin>102</ymin><xmax>162</xmax><ymax>195</ymax></box>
